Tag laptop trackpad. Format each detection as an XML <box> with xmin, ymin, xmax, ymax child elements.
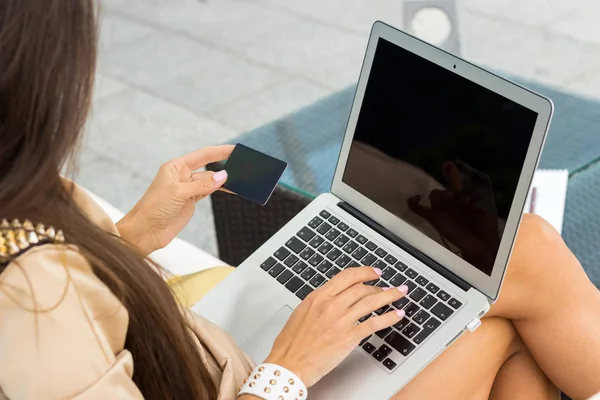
<box><xmin>240</xmin><ymin>305</ymin><xmax>293</xmax><ymax>363</ymax></box>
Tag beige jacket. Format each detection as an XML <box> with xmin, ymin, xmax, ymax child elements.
<box><xmin>0</xmin><ymin>186</ymin><xmax>254</xmax><ymax>399</ymax></box>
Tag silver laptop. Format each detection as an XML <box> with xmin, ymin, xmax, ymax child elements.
<box><xmin>193</xmin><ymin>21</ymin><xmax>553</xmax><ymax>399</ymax></box>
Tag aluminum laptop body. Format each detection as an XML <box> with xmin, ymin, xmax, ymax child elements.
<box><xmin>193</xmin><ymin>21</ymin><xmax>553</xmax><ymax>400</ymax></box>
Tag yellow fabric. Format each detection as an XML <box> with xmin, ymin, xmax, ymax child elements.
<box><xmin>167</xmin><ymin>267</ymin><xmax>236</xmax><ymax>309</ymax></box>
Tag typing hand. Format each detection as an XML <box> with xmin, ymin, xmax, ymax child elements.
<box><xmin>265</xmin><ymin>266</ymin><xmax>408</xmax><ymax>387</ymax></box>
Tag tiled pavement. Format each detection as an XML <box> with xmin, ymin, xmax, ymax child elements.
<box><xmin>78</xmin><ymin>0</ymin><xmax>600</xmax><ymax>256</ymax></box>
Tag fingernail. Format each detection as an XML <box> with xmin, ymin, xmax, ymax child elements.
<box><xmin>397</xmin><ymin>285</ymin><xmax>408</xmax><ymax>293</ymax></box>
<box><xmin>213</xmin><ymin>170</ymin><xmax>228</xmax><ymax>182</ymax></box>
<box><xmin>382</xmin><ymin>287</ymin><xmax>391</xmax><ymax>291</ymax></box>
<box><xmin>373</xmin><ymin>267</ymin><xmax>382</xmax><ymax>276</ymax></box>
<box><xmin>396</xmin><ymin>309</ymin><xmax>406</xmax><ymax>318</ymax></box>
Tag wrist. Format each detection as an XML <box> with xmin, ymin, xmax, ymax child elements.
<box><xmin>116</xmin><ymin>209</ymin><xmax>157</xmax><ymax>256</ymax></box>
<box><xmin>263</xmin><ymin>356</ymin><xmax>305</xmax><ymax>385</ymax></box>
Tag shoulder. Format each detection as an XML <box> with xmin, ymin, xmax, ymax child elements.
<box><xmin>0</xmin><ymin>244</ymin><xmax>132</xmax><ymax>399</ymax></box>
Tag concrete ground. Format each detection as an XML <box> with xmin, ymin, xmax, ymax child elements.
<box><xmin>79</xmin><ymin>0</ymin><xmax>600</xmax><ymax>257</ymax></box>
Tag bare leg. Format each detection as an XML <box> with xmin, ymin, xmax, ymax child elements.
<box><xmin>392</xmin><ymin>214</ymin><xmax>600</xmax><ymax>399</ymax></box>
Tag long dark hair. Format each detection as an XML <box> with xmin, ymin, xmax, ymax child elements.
<box><xmin>0</xmin><ymin>1</ymin><xmax>217</xmax><ymax>398</ymax></box>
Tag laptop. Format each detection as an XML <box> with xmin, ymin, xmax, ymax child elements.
<box><xmin>193</xmin><ymin>21</ymin><xmax>553</xmax><ymax>399</ymax></box>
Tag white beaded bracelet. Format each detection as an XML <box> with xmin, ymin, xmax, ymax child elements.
<box><xmin>238</xmin><ymin>363</ymin><xmax>307</xmax><ymax>400</ymax></box>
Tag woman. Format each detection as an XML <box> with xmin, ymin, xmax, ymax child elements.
<box><xmin>0</xmin><ymin>2</ymin><xmax>599</xmax><ymax>400</ymax></box>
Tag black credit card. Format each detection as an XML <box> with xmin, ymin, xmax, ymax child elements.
<box><xmin>221</xmin><ymin>144</ymin><xmax>288</xmax><ymax>206</ymax></box>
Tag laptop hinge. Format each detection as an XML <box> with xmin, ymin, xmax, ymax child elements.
<box><xmin>338</xmin><ymin>201</ymin><xmax>472</xmax><ymax>292</ymax></box>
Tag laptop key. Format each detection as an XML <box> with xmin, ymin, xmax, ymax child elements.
<box><xmin>412</xmin><ymin>310</ymin><xmax>431</xmax><ymax>325</ymax></box>
<box><xmin>416</xmin><ymin>275</ymin><xmax>429</xmax><ymax>286</ymax></box>
<box><xmin>261</xmin><ymin>257</ymin><xmax>277</xmax><ymax>271</ymax></box>
<box><xmin>309</xmin><ymin>274</ymin><xmax>326</xmax><ymax>288</ymax></box>
<box><xmin>352</xmin><ymin>247</ymin><xmax>368</xmax><ymax>261</ymax></box>
<box><xmin>405</xmin><ymin>302</ymin><xmax>420</xmax><ymax>318</ymax></box>
<box><xmin>296</xmin><ymin>285</ymin><xmax>313</xmax><ymax>300</ymax></box>
<box><xmin>362</xmin><ymin>342</ymin><xmax>376</xmax><ymax>354</ymax></box>
<box><xmin>318</xmin><ymin>242</ymin><xmax>334</xmax><ymax>255</ymax></box>
<box><xmin>437</xmin><ymin>290</ymin><xmax>451</xmax><ymax>301</ymax></box>
<box><xmin>292</xmin><ymin>261</ymin><xmax>308</xmax><ymax>274</ymax></box>
<box><xmin>375</xmin><ymin>327</ymin><xmax>392</xmax><ymax>339</ymax></box>
<box><xmin>285</xmin><ymin>276</ymin><xmax>303</xmax><ymax>293</ymax></box>
<box><xmin>342</xmin><ymin>241</ymin><xmax>359</xmax><ymax>254</ymax></box>
<box><xmin>365</xmin><ymin>241</ymin><xmax>378</xmax><ymax>251</ymax></box>
<box><xmin>277</xmin><ymin>270</ymin><xmax>293</xmax><ymax>284</ymax></box>
<box><xmin>431</xmin><ymin>302</ymin><xmax>453</xmax><ymax>321</ymax></box>
<box><xmin>268</xmin><ymin>263</ymin><xmax>285</xmax><ymax>278</ymax></box>
<box><xmin>356</xmin><ymin>235</ymin><xmax>368</xmax><ymax>245</ymax></box>
<box><xmin>334</xmin><ymin>235</ymin><xmax>350</xmax><ymax>247</ymax></box>
<box><xmin>381</xmin><ymin>267</ymin><xmax>396</xmax><ymax>281</ymax></box>
<box><xmin>359</xmin><ymin>313</ymin><xmax>372</xmax><ymax>323</ymax></box>
<box><xmin>286</xmin><ymin>237</ymin><xmax>306</xmax><ymax>254</ymax></box>
<box><xmin>284</xmin><ymin>254</ymin><xmax>299</xmax><ymax>267</ymax></box>
<box><xmin>426</xmin><ymin>283</ymin><xmax>440</xmax><ymax>294</ymax></box>
<box><xmin>405</xmin><ymin>280</ymin><xmax>417</xmax><ymax>293</ymax></box>
<box><xmin>346</xmin><ymin>261</ymin><xmax>360</xmax><ymax>268</ymax></box>
<box><xmin>308</xmin><ymin>216</ymin><xmax>323</xmax><ymax>229</ymax></box>
<box><xmin>300</xmin><ymin>247</ymin><xmax>316</xmax><ymax>260</ymax></box>
<box><xmin>328</xmin><ymin>216</ymin><xmax>340</xmax><ymax>225</ymax></box>
<box><xmin>413</xmin><ymin>317</ymin><xmax>441</xmax><ymax>344</ymax></box>
<box><xmin>316</xmin><ymin>260</ymin><xmax>333</xmax><ymax>273</ymax></box>
<box><xmin>409</xmin><ymin>287</ymin><xmax>427</xmax><ymax>302</ymax></box>
<box><xmin>385</xmin><ymin>331</ymin><xmax>416</xmax><ymax>357</ymax></box>
<box><xmin>335</xmin><ymin>254</ymin><xmax>351</xmax><ymax>268</ymax></box>
<box><xmin>300</xmin><ymin>267</ymin><xmax>317</xmax><ymax>281</ymax></box>
<box><xmin>393</xmin><ymin>315</ymin><xmax>410</xmax><ymax>330</ymax></box>
<box><xmin>274</xmin><ymin>247</ymin><xmax>290</xmax><ymax>261</ymax></box>
<box><xmin>317</xmin><ymin>222</ymin><xmax>332</xmax><ymax>235</ymax></box>
<box><xmin>361</xmin><ymin>253</ymin><xmax>377</xmax><ymax>266</ymax></box>
<box><xmin>392</xmin><ymin>296</ymin><xmax>410</xmax><ymax>309</ymax></box>
<box><xmin>359</xmin><ymin>335</ymin><xmax>371</xmax><ymax>346</ymax></box>
<box><xmin>325</xmin><ymin>229</ymin><xmax>341</xmax><ymax>241</ymax></box>
<box><xmin>319</xmin><ymin>210</ymin><xmax>331</xmax><ymax>219</ymax></box>
<box><xmin>376</xmin><ymin>281</ymin><xmax>390</xmax><ymax>288</ymax></box>
<box><xmin>390</xmin><ymin>273</ymin><xmax>407</xmax><ymax>286</ymax></box>
<box><xmin>420</xmin><ymin>294</ymin><xmax>438</xmax><ymax>309</ymax></box>
<box><xmin>297</xmin><ymin>226</ymin><xmax>316</xmax><ymax>242</ymax></box>
<box><xmin>365</xmin><ymin>279</ymin><xmax>379</xmax><ymax>286</ymax></box>
<box><xmin>309</xmin><ymin>236</ymin><xmax>325</xmax><ymax>248</ymax></box>
<box><xmin>406</xmin><ymin>268</ymin><xmax>418</xmax><ymax>279</ymax></box>
<box><xmin>373</xmin><ymin>259</ymin><xmax>387</xmax><ymax>270</ymax></box>
<box><xmin>383</xmin><ymin>358</ymin><xmax>397</xmax><ymax>370</ymax></box>
<box><xmin>326</xmin><ymin>266</ymin><xmax>342</xmax><ymax>279</ymax></box>
<box><xmin>326</xmin><ymin>248</ymin><xmax>342</xmax><ymax>261</ymax></box>
<box><xmin>395</xmin><ymin>261</ymin><xmax>408</xmax><ymax>272</ymax></box>
<box><xmin>372</xmin><ymin>350</ymin><xmax>386</xmax><ymax>362</ymax></box>
<box><xmin>384</xmin><ymin>254</ymin><xmax>398</xmax><ymax>264</ymax></box>
<box><xmin>307</xmin><ymin>253</ymin><xmax>324</xmax><ymax>267</ymax></box>
<box><xmin>346</xmin><ymin>228</ymin><xmax>358</xmax><ymax>238</ymax></box>
<box><xmin>402</xmin><ymin>323</ymin><xmax>421</xmax><ymax>339</ymax></box>
<box><xmin>449</xmin><ymin>298</ymin><xmax>463</xmax><ymax>309</ymax></box>
<box><xmin>374</xmin><ymin>305</ymin><xmax>390</xmax><ymax>315</ymax></box>
<box><xmin>375</xmin><ymin>248</ymin><xmax>388</xmax><ymax>258</ymax></box>
<box><xmin>379</xmin><ymin>344</ymin><xmax>393</xmax><ymax>357</ymax></box>
<box><xmin>337</xmin><ymin>222</ymin><xmax>349</xmax><ymax>231</ymax></box>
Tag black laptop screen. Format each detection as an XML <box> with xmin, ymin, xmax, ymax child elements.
<box><xmin>342</xmin><ymin>38</ymin><xmax>538</xmax><ymax>275</ymax></box>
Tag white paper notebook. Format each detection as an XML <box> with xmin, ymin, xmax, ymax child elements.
<box><xmin>523</xmin><ymin>169</ymin><xmax>569</xmax><ymax>234</ymax></box>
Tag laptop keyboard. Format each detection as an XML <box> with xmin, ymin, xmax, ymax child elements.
<box><xmin>260</xmin><ymin>209</ymin><xmax>464</xmax><ymax>372</ymax></box>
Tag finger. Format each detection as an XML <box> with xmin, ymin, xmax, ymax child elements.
<box><xmin>355</xmin><ymin>308</ymin><xmax>406</xmax><ymax>340</ymax></box>
<box><xmin>348</xmin><ymin>285</ymin><xmax>408</xmax><ymax>322</ymax></box>
<box><xmin>334</xmin><ymin>282</ymin><xmax>380</xmax><ymax>309</ymax></box>
<box><xmin>181</xmin><ymin>170</ymin><xmax>228</xmax><ymax>199</ymax></box>
<box><xmin>171</xmin><ymin>145</ymin><xmax>236</xmax><ymax>173</ymax></box>
<box><xmin>443</xmin><ymin>161</ymin><xmax>463</xmax><ymax>191</ymax></box>
<box><xmin>320</xmin><ymin>266</ymin><xmax>382</xmax><ymax>297</ymax></box>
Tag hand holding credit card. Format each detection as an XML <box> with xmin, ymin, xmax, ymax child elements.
<box><xmin>220</xmin><ymin>144</ymin><xmax>287</xmax><ymax>206</ymax></box>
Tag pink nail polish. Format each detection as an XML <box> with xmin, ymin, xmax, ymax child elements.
<box><xmin>213</xmin><ymin>170</ymin><xmax>228</xmax><ymax>182</ymax></box>
<box><xmin>373</xmin><ymin>267</ymin><xmax>383</xmax><ymax>276</ymax></box>
<box><xmin>397</xmin><ymin>285</ymin><xmax>409</xmax><ymax>293</ymax></box>
<box><xmin>396</xmin><ymin>309</ymin><xmax>406</xmax><ymax>318</ymax></box>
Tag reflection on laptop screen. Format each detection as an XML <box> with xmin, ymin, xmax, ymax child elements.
<box><xmin>343</xmin><ymin>38</ymin><xmax>538</xmax><ymax>276</ymax></box>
